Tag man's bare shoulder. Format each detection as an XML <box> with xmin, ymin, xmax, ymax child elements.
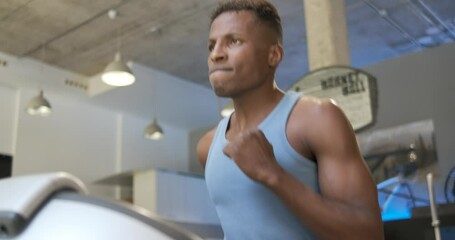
<box><xmin>287</xmin><ymin>95</ymin><xmax>352</xmax><ymax>155</ymax></box>
<box><xmin>196</xmin><ymin>127</ymin><xmax>217</xmax><ymax>169</ymax></box>
<box><xmin>293</xmin><ymin>95</ymin><xmax>347</xmax><ymax>125</ymax></box>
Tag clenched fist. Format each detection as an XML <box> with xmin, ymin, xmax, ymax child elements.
<box><xmin>223</xmin><ymin>129</ymin><xmax>284</xmax><ymax>186</ymax></box>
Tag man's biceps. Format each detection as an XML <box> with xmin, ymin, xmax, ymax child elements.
<box><xmin>319</xmin><ymin>161</ymin><xmax>374</xmax><ymax>196</ymax></box>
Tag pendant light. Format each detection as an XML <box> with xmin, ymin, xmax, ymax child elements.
<box><xmin>101</xmin><ymin>9</ymin><xmax>135</xmax><ymax>87</ymax></box>
<box><xmin>221</xmin><ymin>100</ymin><xmax>234</xmax><ymax>117</ymax></box>
<box><xmin>144</xmin><ymin>118</ymin><xmax>164</xmax><ymax>140</ymax></box>
<box><xmin>25</xmin><ymin>90</ymin><xmax>52</xmax><ymax>116</ymax></box>
<box><xmin>101</xmin><ymin>52</ymin><xmax>135</xmax><ymax>86</ymax></box>
<box><xmin>144</xmin><ymin>78</ymin><xmax>164</xmax><ymax>140</ymax></box>
<box><xmin>26</xmin><ymin>45</ymin><xmax>52</xmax><ymax>117</ymax></box>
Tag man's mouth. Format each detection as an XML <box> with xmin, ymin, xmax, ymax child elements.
<box><xmin>209</xmin><ymin>68</ymin><xmax>233</xmax><ymax>75</ymax></box>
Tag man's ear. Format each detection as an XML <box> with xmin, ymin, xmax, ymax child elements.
<box><xmin>268</xmin><ymin>44</ymin><xmax>283</xmax><ymax>67</ymax></box>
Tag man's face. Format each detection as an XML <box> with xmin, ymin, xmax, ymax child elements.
<box><xmin>208</xmin><ymin>11</ymin><xmax>275</xmax><ymax>97</ymax></box>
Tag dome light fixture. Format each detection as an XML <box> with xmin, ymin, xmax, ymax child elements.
<box><xmin>144</xmin><ymin>118</ymin><xmax>164</xmax><ymax>140</ymax></box>
<box><xmin>101</xmin><ymin>52</ymin><xmax>135</xmax><ymax>87</ymax></box>
<box><xmin>25</xmin><ymin>90</ymin><xmax>52</xmax><ymax>117</ymax></box>
<box><xmin>101</xmin><ymin>9</ymin><xmax>135</xmax><ymax>87</ymax></box>
<box><xmin>221</xmin><ymin>100</ymin><xmax>234</xmax><ymax>117</ymax></box>
<box><xmin>144</xmin><ymin>76</ymin><xmax>163</xmax><ymax>141</ymax></box>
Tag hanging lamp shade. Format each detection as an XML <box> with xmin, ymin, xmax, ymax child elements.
<box><xmin>144</xmin><ymin>118</ymin><xmax>164</xmax><ymax>140</ymax></box>
<box><xmin>101</xmin><ymin>52</ymin><xmax>135</xmax><ymax>87</ymax></box>
<box><xmin>221</xmin><ymin>100</ymin><xmax>234</xmax><ymax>117</ymax></box>
<box><xmin>26</xmin><ymin>90</ymin><xmax>52</xmax><ymax>116</ymax></box>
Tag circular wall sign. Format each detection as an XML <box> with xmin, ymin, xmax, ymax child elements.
<box><xmin>288</xmin><ymin>66</ymin><xmax>378</xmax><ymax>132</ymax></box>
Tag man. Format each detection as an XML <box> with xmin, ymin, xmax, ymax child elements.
<box><xmin>197</xmin><ymin>0</ymin><xmax>384</xmax><ymax>239</ymax></box>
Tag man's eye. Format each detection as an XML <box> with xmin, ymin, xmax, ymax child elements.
<box><xmin>231</xmin><ymin>39</ymin><xmax>241</xmax><ymax>45</ymax></box>
<box><xmin>208</xmin><ymin>45</ymin><xmax>214</xmax><ymax>52</ymax></box>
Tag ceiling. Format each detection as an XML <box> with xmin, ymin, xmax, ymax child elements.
<box><xmin>0</xmin><ymin>0</ymin><xmax>455</xmax><ymax>127</ymax></box>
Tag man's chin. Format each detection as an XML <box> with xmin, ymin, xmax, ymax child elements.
<box><xmin>210</xmin><ymin>83</ymin><xmax>230</xmax><ymax>97</ymax></box>
<box><xmin>212</xmin><ymin>87</ymin><xmax>229</xmax><ymax>97</ymax></box>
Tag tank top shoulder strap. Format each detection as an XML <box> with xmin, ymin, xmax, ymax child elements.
<box><xmin>205</xmin><ymin>114</ymin><xmax>231</xmax><ymax>173</ymax></box>
<box><xmin>259</xmin><ymin>91</ymin><xmax>301</xmax><ymax>129</ymax></box>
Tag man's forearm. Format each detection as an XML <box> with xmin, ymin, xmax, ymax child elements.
<box><xmin>265</xmin><ymin>169</ymin><xmax>384</xmax><ymax>240</ymax></box>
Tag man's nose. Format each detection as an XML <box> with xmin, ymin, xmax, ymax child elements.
<box><xmin>210</xmin><ymin>44</ymin><xmax>227</xmax><ymax>62</ymax></box>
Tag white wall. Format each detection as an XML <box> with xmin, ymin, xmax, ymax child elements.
<box><xmin>88</xmin><ymin>62</ymin><xmax>221</xmax><ymax>130</ymax></box>
<box><xmin>130</xmin><ymin>168</ymin><xmax>220</xmax><ymax>224</ymax></box>
<box><xmin>156</xmin><ymin>170</ymin><xmax>220</xmax><ymax>225</ymax></box>
<box><xmin>121</xmin><ymin>114</ymin><xmax>189</xmax><ymax>172</ymax></box>
<box><xmin>0</xmin><ymin>84</ymin><xmax>17</xmax><ymax>155</ymax></box>
<box><xmin>13</xmin><ymin>88</ymin><xmax>118</xmax><ymax>196</ymax></box>
<box><xmin>362</xmin><ymin>41</ymin><xmax>455</xmax><ymax>202</ymax></box>
<box><xmin>0</xmin><ymin>52</ymin><xmax>197</xmax><ymax>198</ymax></box>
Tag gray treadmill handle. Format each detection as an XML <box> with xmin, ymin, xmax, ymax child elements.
<box><xmin>0</xmin><ymin>172</ymin><xmax>88</xmax><ymax>237</ymax></box>
<box><xmin>0</xmin><ymin>212</ymin><xmax>26</xmax><ymax>238</ymax></box>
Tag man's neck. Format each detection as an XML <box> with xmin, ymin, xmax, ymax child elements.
<box><xmin>230</xmin><ymin>87</ymin><xmax>284</xmax><ymax>132</ymax></box>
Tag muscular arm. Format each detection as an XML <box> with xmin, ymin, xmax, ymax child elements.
<box><xmin>268</xmin><ymin>102</ymin><xmax>383</xmax><ymax>239</ymax></box>
<box><xmin>269</xmin><ymin>100</ymin><xmax>383</xmax><ymax>239</ymax></box>
<box><xmin>224</xmin><ymin>99</ymin><xmax>384</xmax><ymax>240</ymax></box>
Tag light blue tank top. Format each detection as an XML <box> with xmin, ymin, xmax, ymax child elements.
<box><xmin>205</xmin><ymin>91</ymin><xmax>319</xmax><ymax>240</ymax></box>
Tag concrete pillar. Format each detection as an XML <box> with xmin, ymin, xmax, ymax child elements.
<box><xmin>133</xmin><ymin>170</ymin><xmax>157</xmax><ymax>212</ymax></box>
<box><xmin>303</xmin><ymin>0</ymin><xmax>350</xmax><ymax>70</ymax></box>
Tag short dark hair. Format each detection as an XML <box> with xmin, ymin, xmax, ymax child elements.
<box><xmin>210</xmin><ymin>0</ymin><xmax>283</xmax><ymax>45</ymax></box>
